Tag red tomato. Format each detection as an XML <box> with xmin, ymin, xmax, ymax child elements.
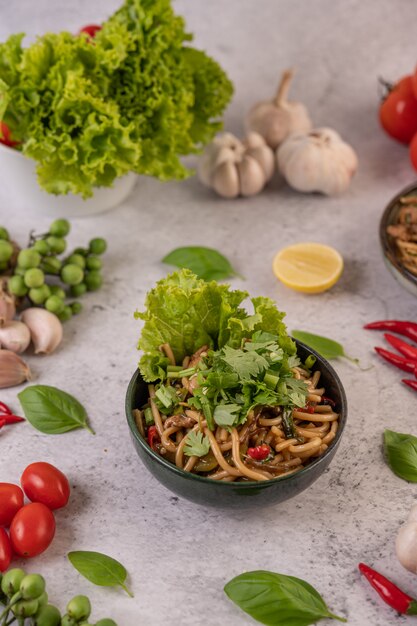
<box><xmin>79</xmin><ymin>24</ymin><xmax>102</xmax><ymax>38</ymax></box>
<box><xmin>379</xmin><ymin>76</ymin><xmax>417</xmax><ymax>144</ymax></box>
<box><xmin>0</xmin><ymin>483</ymin><xmax>24</xmax><ymax>526</ymax></box>
<box><xmin>21</xmin><ymin>462</ymin><xmax>70</xmax><ymax>510</ymax></box>
<box><xmin>0</xmin><ymin>528</ymin><xmax>12</xmax><ymax>572</ymax></box>
<box><xmin>410</xmin><ymin>133</ymin><xmax>417</xmax><ymax>171</ymax></box>
<box><xmin>0</xmin><ymin>121</ymin><xmax>19</xmax><ymax>148</ymax></box>
<box><xmin>10</xmin><ymin>503</ymin><xmax>56</xmax><ymax>558</ymax></box>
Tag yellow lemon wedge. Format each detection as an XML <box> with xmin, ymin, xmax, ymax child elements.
<box><xmin>272</xmin><ymin>243</ymin><xmax>344</xmax><ymax>294</ymax></box>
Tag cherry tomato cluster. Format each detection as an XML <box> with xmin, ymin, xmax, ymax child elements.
<box><xmin>0</xmin><ymin>463</ymin><xmax>70</xmax><ymax>572</ymax></box>
<box><xmin>379</xmin><ymin>69</ymin><xmax>417</xmax><ymax>171</ymax></box>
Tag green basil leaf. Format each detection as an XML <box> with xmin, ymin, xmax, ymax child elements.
<box><xmin>291</xmin><ymin>330</ymin><xmax>359</xmax><ymax>366</ymax></box>
<box><xmin>384</xmin><ymin>429</ymin><xmax>417</xmax><ymax>482</ymax></box>
<box><xmin>162</xmin><ymin>246</ymin><xmax>242</xmax><ymax>281</ymax></box>
<box><xmin>224</xmin><ymin>571</ymin><xmax>346</xmax><ymax>626</ymax></box>
<box><xmin>18</xmin><ymin>385</ymin><xmax>94</xmax><ymax>435</ymax></box>
<box><xmin>68</xmin><ymin>551</ymin><xmax>133</xmax><ymax>597</ymax></box>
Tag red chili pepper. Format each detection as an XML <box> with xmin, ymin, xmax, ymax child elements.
<box><xmin>2</xmin><ymin>414</ymin><xmax>25</xmax><ymax>425</ymax></box>
<box><xmin>358</xmin><ymin>563</ymin><xmax>417</xmax><ymax>615</ymax></box>
<box><xmin>0</xmin><ymin>401</ymin><xmax>12</xmax><ymax>414</ymax></box>
<box><xmin>147</xmin><ymin>425</ymin><xmax>160</xmax><ymax>450</ymax></box>
<box><xmin>374</xmin><ymin>346</ymin><xmax>417</xmax><ymax>373</ymax></box>
<box><xmin>384</xmin><ymin>333</ymin><xmax>417</xmax><ymax>360</ymax></box>
<box><xmin>365</xmin><ymin>320</ymin><xmax>417</xmax><ymax>343</ymax></box>
<box><xmin>247</xmin><ymin>444</ymin><xmax>270</xmax><ymax>461</ymax></box>
<box><xmin>0</xmin><ymin>419</ymin><xmax>5</xmax><ymax>429</ymax></box>
<box><xmin>403</xmin><ymin>378</ymin><xmax>417</xmax><ymax>392</ymax></box>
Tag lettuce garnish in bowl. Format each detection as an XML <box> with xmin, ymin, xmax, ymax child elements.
<box><xmin>135</xmin><ymin>270</ymin><xmax>308</xmax><ymax>432</ymax></box>
<box><xmin>0</xmin><ymin>0</ymin><xmax>233</xmax><ymax>197</ymax></box>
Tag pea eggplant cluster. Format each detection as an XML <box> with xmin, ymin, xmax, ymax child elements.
<box><xmin>0</xmin><ymin>568</ymin><xmax>117</xmax><ymax>626</ymax></box>
<box><xmin>0</xmin><ymin>220</ymin><xmax>106</xmax><ymax>321</ymax></box>
<box><xmin>0</xmin><ymin>462</ymin><xmax>70</xmax><ymax>572</ymax></box>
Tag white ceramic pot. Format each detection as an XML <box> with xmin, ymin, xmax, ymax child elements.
<box><xmin>0</xmin><ymin>143</ymin><xmax>137</xmax><ymax>218</ymax></box>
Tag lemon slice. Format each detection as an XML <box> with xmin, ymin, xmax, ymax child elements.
<box><xmin>272</xmin><ymin>243</ymin><xmax>343</xmax><ymax>294</ymax></box>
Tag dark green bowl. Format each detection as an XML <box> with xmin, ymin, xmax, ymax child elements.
<box><xmin>125</xmin><ymin>341</ymin><xmax>347</xmax><ymax>508</ymax></box>
<box><xmin>380</xmin><ymin>182</ymin><xmax>417</xmax><ymax>297</ymax></box>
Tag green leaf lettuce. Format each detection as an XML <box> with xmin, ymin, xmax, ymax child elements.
<box><xmin>0</xmin><ymin>0</ymin><xmax>233</xmax><ymax>197</ymax></box>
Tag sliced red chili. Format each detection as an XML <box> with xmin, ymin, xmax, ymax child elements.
<box><xmin>247</xmin><ymin>444</ymin><xmax>270</xmax><ymax>461</ymax></box>
<box><xmin>298</xmin><ymin>405</ymin><xmax>316</xmax><ymax>414</ymax></box>
<box><xmin>147</xmin><ymin>425</ymin><xmax>160</xmax><ymax>450</ymax></box>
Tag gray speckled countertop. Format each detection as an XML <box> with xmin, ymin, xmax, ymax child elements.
<box><xmin>1</xmin><ymin>1</ymin><xmax>417</xmax><ymax>624</ymax></box>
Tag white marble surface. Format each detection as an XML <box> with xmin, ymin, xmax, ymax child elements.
<box><xmin>1</xmin><ymin>1</ymin><xmax>417</xmax><ymax>624</ymax></box>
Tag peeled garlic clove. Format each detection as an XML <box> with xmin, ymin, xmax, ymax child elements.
<box><xmin>0</xmin><ymin>350</ymin><xmax>31</xmax><ymax>388</ymax></box>
<box><xmin>0</xmin><ymin>321</ymin><xmax>31</xmax><ymax>353</ymax></box>
<box><xmin>0</xmin><ymin>289</ymin><xmax>16</xmax><ymax>325</ymax></box>
<box><xmin>212</xmin><ymin>161</ymin><xmax>240</xmax><ymax>198</ymax></box>
<box><xmin>21</xmin><ymin>308</ymin><xmax>63</xmax><ymax>355</ymax></box>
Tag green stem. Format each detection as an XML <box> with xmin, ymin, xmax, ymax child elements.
<box><xmin>328</xmin><ymin>613</ymin><xmax>347</xmax><ymax>623</ymax></box>
<box><xmin>120</xmin><ymin>582</ymin><xmax>134</xmax><ymax>598</ymax></box>
<box><xmin>84</xmin><ymin>423</ymin><xmax>96</xmax><ymax>435</ymax></box>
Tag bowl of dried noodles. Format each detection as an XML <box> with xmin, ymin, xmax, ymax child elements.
<box><xmin>381</xmin><ymin>182</ymin><xmax>417</xmax><ymax>297</ymax></box>
<box><xmin>125</xmin><ymin>270</ymin><xmax>347</xmax><ymax>508</ymax></box>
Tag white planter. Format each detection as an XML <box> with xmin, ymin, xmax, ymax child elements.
<box><xmin>0</xmin><ymin>143</ymin><xmax>137</xmax><ymax>218</ymax></box>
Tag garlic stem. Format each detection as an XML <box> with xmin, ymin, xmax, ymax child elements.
<box><xmin>274</xmin><ymin>68</ymin><xmax>295</xmax><ymax>106</ymax></box>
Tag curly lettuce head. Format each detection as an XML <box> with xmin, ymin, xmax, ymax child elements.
<box><xmin>0</xmin><ymin>0</ymin><xmax>233</xmax><ymax>197</ymax></box>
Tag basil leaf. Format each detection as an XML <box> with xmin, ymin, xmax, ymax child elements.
<box><xmin>68</xmin><ymin>551</ymin><xmax>133</xmax><ymax>597</ymax></box>
<box><xmin>292</xmin><ymin>330</ymin><xmax>358</xmax><ymax>365</ymax></box>
<box><xmin>18</xmin><ymin>385</ymin><xmax>94</xmax><ymax>435</ymax></box>
<box><xmin>224</xmin><ymin>571</ymin><xmax>346</xmax><ymax>626</ymax></box>
<box><xmin>162</xmin><ymin>246</ymin><xmax>242</xmax><ymax>281</ymax></box>
<box><xmin>384</xmin><ymin>429</ymin><xmax>417</xmax><ymax>482</ymax></box>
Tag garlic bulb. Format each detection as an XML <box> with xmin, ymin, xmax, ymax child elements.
<box><xmin>0</xmin><ymin>350</ymin><xmax>31</xmax><ymax>388</ymax></box>
<box><xmin>21</xmin><ymin>308</ymin><xmax>63</xmax><ymax>355</ymax></box>
<box><xmin>0</xmin><ymin>321</ymin><xmax>31</xmax><ymax>353</ymax></box>
<box><xmin>396</xmin><ymin>503</ymin><xmax>417</xmax><ymax>573</ymax></box>
<box><xmin>0</xmin><ymin>285</ymin><xmax>15</xmax><ymax>325</ymax></box>
<box><xmin>277</xmin><ymin>128</ymin><xmax>358</xmax><ymax>196</ymax></box>
<box><xmin>246</xmin><ymin>69</ymin><xmax>312</xmax><ymax>149</ymax></box>
<box><xmin>198</xmin><ymin>132</ymin><xmax>274</xmax><ymax>199</ymax></box>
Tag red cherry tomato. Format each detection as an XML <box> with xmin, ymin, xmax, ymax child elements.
<box><xmin>379</xmin><ymin>76</ymin><xmax>417</xmax><ymax>144</ymax></box>
<box><xmin>0</xmin><ymin>483</ymin><xmax>24</xmax><ymax>526</ymax></box>
<box><xmin>0</xmin><ymin>121</ymin><xmax>19</xmax><ymax>148</ymax></box>
<box><xmin>0</xmin><ymin>528</ymin><xmax>12</xmax><ymax>572</ymax></box>
<box><xmin>21</xmin><ymin>462</ymin><xmax>70</xmax><ymax>510</ymax></box>
<box><xmin>10</xmin><ymin>503</ymin><xmax>56</xmax><ymax>558</ymax></box>
<box><xmin>79</xmin><ymin>24</ymin><xmax>102</xmax><ymax>38</ymax></box>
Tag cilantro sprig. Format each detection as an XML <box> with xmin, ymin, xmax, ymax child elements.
<box><xmin>152</xmin><ymin>329</ymin><xmax>308</xmax><ymax>432</ymax></box>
